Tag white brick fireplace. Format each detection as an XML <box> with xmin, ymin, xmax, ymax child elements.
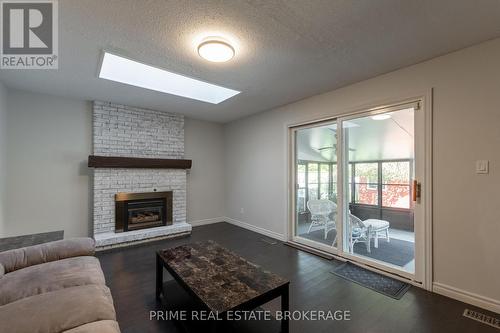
<box><xmin>91</xmin><ymin>101</ymin><xmax>191</xmax><ymax>247</ymax></box>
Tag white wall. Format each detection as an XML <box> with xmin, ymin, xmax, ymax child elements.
<box><xmin>1</xmin><ymin>89</ymin><xmax>226</xmax><ymax>238</ymax></box>
<box><xmin>224</xmin><ymin>38</ymin><xmax>500</xmax><ymax>308</ymax></box>
<box><xmin>0</xmin><ymin>82</ymin><xmax>7</xmax><ymax>235</ymax></box>
<box><xmin>4</xmin><ymin>89</ymin><xmax>93</xmax><ymax>238</ymax></box>
<box><xmin>185</xmin><ymin>118</ymin><xmax>225</xmax><ymax>222</ymax></box>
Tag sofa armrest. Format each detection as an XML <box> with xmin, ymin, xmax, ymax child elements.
<box><xmin>0</xmin><ymin>238</ymin><xmax>95</xmax><ymax>273</ymax></box>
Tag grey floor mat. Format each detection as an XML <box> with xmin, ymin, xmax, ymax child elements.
<box><xmin>331</xmin><ymin>262</ymin><xmax>410</xmax><ymax>299</ymax></box>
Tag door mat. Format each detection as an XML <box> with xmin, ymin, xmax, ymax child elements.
<box><xmin>331</xmin><ymin>262</ymin><xmax>410</xmax><ymax>299</ymax></box>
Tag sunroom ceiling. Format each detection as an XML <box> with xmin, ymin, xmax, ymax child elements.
<box><xmin>297</xmin><ymin>109</ymin><xmax>414</xmax><ymax>162</ymax></box>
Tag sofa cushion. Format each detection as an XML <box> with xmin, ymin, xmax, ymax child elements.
<box><xmin>63</xmin><ymin>320</ymin><xmax>120</xmax><ymax>333</ymax></box>
<box><xmin>0</xmin><ymin>256</ymin><xmax>105</xmax><ymax>306</ymax></box>
<box><xmin>0</xmin><ymin>284</ymin><xmax>116</xmax><ymax>333</ymax></box>
<box><xmin>0</xmin><ymin>238</ymin><xmax>95</xmax><ymax>273</ymax></box>
<box><xmin>0</xmin><ymin>263</ymin><xmax>4</xmax><ymax>278</ymax></box>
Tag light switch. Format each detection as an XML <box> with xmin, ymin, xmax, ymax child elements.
<box><xmin>476</xmin><ymin>160</ymin><xmax>489</xmax><ymax>174</ymax></box>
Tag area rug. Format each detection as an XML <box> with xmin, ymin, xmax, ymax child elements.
<box><xmin>300</xmin><ymin>229</ymin><xmax>414</xmax><ymax>267</ymax></box>
<box><xmin>352</xmin><ymin>238</ymin><xmax>414</xmax><ymax>267</ymax></box>
<box><xmin>331</xmin><ymin>262</ymin><xmax>411</xmax><ymax>299</ymax></box>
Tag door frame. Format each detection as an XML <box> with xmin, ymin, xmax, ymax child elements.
<box><xmin>286</xmin><ymin>90</ymin><xmax>433</xmax><ymax>290</ymax></box>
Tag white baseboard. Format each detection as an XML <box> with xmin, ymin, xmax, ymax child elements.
<box><xmin>223</xmin><ymin>217</ymin><xmax>286</xmax><ymax>241</ymax></box>
<box><xmin>189</xmin><ymin>216</ymin><xmax>286</xmax><ymax>241</ymax></box>
<box><xmin>433</xmin><ymin>282</ymin><xmax>500</xmax><ymax>314</ymax></box>
<box><xmin>189</xmin><ymin>217</ymin><xmax>225</xmax><ymax>227</ymax></box>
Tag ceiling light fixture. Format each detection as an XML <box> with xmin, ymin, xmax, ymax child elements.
<box><xmin>371</xmin><ymin>114</ymin><xmax>392</xmax><ymax>120</ymax></box>
<box><xmin>197</xmin><ymin>38</ymin><xmax>235</xmax><ymax>62</ymax></box>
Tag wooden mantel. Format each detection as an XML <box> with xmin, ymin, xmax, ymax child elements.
<box><xmin>88</xmin><ymin>155</ymin><xmax>192</xmax><ymax>169</ymax></box>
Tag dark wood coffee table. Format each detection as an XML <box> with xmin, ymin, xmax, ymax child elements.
<box><xmin>156</xmin><ymin>240</ymin><xmax>290</xmax><ymax>332</ymax></box>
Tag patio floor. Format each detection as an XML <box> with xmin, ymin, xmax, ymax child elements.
<box><xmin>297</xmin><ymin>221</ymin><xmax>415</xmax><ymax>272</ymax></box>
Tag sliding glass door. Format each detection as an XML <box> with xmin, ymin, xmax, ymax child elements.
<box><xmin>293</xmin><ymin>122</ymin><xmax>339</xmax><ymax>251</ymax></box>
<box><xmin>291</xmin><ymin>99</ymin><xmax>427</xmax><ymax>283</ymax></box>
<box><xmin>340</xmin><ymin>106</ymin><xmax>416</xmax><ymax>274</ymax></box>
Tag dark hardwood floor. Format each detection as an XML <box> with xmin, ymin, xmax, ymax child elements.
<box><xmin>97</xmin><ymin>222</ymin><xmax>497</xmax><ymax>333</ymax></box>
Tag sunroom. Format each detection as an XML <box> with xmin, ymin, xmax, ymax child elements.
<box><xmin>295</xmin><ymin>107</ymin><xmax>416</xmax><ymax>273</ymax></box>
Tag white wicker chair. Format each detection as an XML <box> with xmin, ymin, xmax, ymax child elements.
<box><xmin>363</xmin><ymin>219</ymin><xmax>390</xmax><ymax>248</ymax></box>
<box><xmin>348</xmin><ymin>213</ymin><xmax>372</xmax><ymax>253</ymax></box>
<box><xmin>348</xmin><ymin>213</ymin><xmax>392</xmax><ymax>253</ymax></box>
<box><xmin>307</xmin><ymin>199</ymin><xmax>337</xmax><ymax>241</ymax></box>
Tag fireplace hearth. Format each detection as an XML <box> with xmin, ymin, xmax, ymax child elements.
<box><xmin>115</xmin><ymin>191</ymin><xmax>173</xmax><ymax>232</ymax></box>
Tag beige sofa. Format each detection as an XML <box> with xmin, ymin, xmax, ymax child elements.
<box><xmin>0</xmin><ymin>238</ymin><xmax>120</xmax><ymax>333</ymax></box>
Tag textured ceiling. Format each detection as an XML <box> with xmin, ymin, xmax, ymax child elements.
<box><xmin>1</xmin><ymin>0</ymin><xmax>500</xmax><ymax>122</ymax></box>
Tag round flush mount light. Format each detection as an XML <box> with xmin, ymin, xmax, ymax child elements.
<box><xmin>197</xmin><ymin>38</ymin><xmax>235</xmax><ymax>62</ymax></box>
<box><xmin>371</xmin><ymin>114</ymin><xmax>392</xmax><ymax>120</ymax></box>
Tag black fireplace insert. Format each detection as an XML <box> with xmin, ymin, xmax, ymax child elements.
<box><xmin>115</xmin><ymin>191</ymin><xmax>173</xmax><ymax>232</ymax></box>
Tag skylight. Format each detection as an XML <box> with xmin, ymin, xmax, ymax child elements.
<box><xmin>98</xmin><ymin>52</ymin><xmax>240</xmax><ymax>104</ymax></box>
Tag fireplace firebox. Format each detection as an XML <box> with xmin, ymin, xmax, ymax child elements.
<box><xmin>115</xmin><ymin>191</ymin><xmax>173</xmax><ymax>232</ymax></box>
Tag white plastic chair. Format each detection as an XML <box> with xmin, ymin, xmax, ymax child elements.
<box><xmin>307</xmin><ymin>199</ymin><xmax>337</xmax><ymax>240</ymax></box>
